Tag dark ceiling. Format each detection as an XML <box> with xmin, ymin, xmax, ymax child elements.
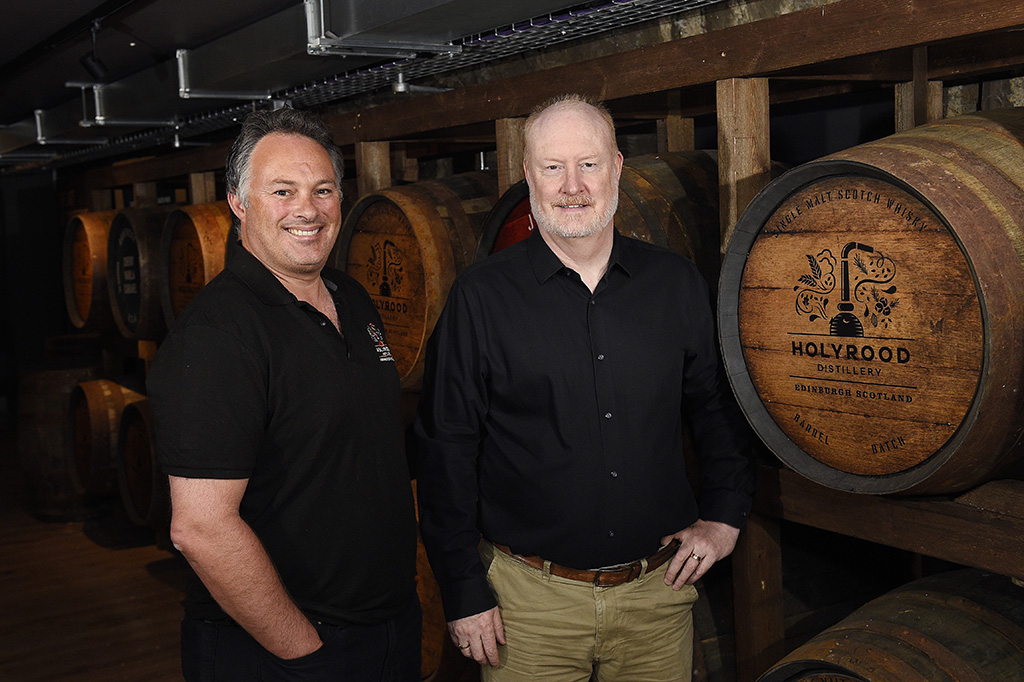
<box><xmin>0</xmin><ymin>0</ymin><xmax>733</xmax><ymax>170</ymax></box>
<box><xmin>0</xmin><ymin>0</ymin><xmax>300</xmax><ymax>126</ymax></box>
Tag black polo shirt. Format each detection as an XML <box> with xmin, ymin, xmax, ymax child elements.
<box><xmin>148</xmin><ymin>246</ymin><xmax>417</xmax><ymax>626</ymax></box>
<box><xmin>415</xmin><ymin>228</ymin><xmax>755</xmax><ymax>621</ymax></box>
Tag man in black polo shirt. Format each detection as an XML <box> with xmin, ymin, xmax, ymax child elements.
<box><xmin>415</xmin><ymin>94</ymin><xmax>754</xmax><ymax>681</ymax></box>
<box><xmin>148</xmin><ymin>107</ymin><xmax>419</xmax><ymax>681</ymax></box>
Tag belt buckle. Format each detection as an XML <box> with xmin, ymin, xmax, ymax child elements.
<box><xmin>592</xmin><ymin>562</ymin><xmax>639</xmax><ymax>586</ymax></box>
<box><xmin>592</xmin><ymin>567</ymin><xmax>616</xmax><ymax>586</ymax></box>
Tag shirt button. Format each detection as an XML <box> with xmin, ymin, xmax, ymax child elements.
<box><xmin>319</xmin><ymin>320</ymin><xmax>326</xmax><ymax>327</ymax></box>
<box><xmin>597</xmin><ymin>354</ymin><xmax>605</xmax><ymax>361</ymax></box>
<box><xmin>608</xmin><ymin>530</ymin><xmax>615</xmax><ymax>537</ymax></box>
<box><xmin>610</xmin><ymin>470</ymin><xmax>618</xmax><ymax>478</ymax></box>
<box><xmin>604</xmin><ymin>412</ymin><xmax>612</xmax><ymax>419</ymax></box>
<box><xmin>590</xmin><ymin>300</ymin><xmax>596</xmax><ymax>306</ymax></box>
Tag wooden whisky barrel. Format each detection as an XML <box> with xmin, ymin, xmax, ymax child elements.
<box><xmin>115</xmin><ymin>399</ymin><xmax>169</xmax><ymax>530</ymax></box>
<box><xmin>159</xmin><ymin>201</ymin><xmax>233</xmax><ymax>327</ymax></box>
<box><xmin>107</xmin><ymin>207</ymin><xmax>173</xmax><ymax>340</ymax></box>
<box><xmin>68</xmin><ymin>379</ymin><xmax>146</xmax><ymax>498</ymax></box>
<box><xmin>476</xmin><ymin>152</ymin><xmax>722</xmax><ymax>289</ymax></box>
<box><xmin>719</xmin><ymin>108</ymin><xmax>1024</xmax><ymax>495</ymax></box>
<box><xmin>335</xmin><ymin>172</ymin><xmax>498</xmax><ymax>391</ymax></box>
<box><xmin>758</xmin><ymin>569</ymin><xmax>1024</xmax><ymax>682</ymax></box>
<box><xmin>411</xmin><ymin>481</ymin><xmax>480</xmax><ymax>682</ymax></box>
<box><xmin>474</xmin><ymin>179</ymin><xmax>534</xmax><ymax>258</ymax></box>
<box><xmin>16</xmin><ymin>366</ymin><xmax>98</xmax><ymax>519</ymax></box>
<box><xmin>62</xmin><ymin>211</ymin><xmax>117</xmax><ymax>332</ymax></box>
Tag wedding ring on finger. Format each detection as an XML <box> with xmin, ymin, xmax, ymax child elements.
<box><xmin>458</xmin><ymin>642</ymin><xmax>471</xmax><ymax>650</ymax></box>
<box><xmin>690</xmin><ymin>552</ymin><xmax>703</xmax><ymax>562</ymax></box>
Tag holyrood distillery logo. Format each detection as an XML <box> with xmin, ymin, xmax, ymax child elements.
<box><xmin>787</xmin><ymin>239</ymin><xmax>911</xmax><ymax>393</ymax></box>
<box><xmin>364</xmin><ymin>238</ymin><xmax>404</xmax><ymax>299</ymax></box>
<box><xmin>794</xmin><ymin>241</ymin><xmax>903</xmax><ymax>340</ymax></box>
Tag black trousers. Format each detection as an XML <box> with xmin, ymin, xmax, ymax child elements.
<box><xmin>180</xmin><ymin>598</ymin><xmax>422</xmax><ymax>682</ymax></box>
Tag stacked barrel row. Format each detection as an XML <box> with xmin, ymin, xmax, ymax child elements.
<box><xmin>34</xmin><ymin>202</ymin><xmax>236</xmax><ymax>538</ymax></box>
<box><xmin>64</xmin><ymin>201</ymin><xmax>235</xmax><ymax>340</ymax></box>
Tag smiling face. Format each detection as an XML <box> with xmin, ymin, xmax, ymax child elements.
<box><xmin>524</xmin><ymin>102</ymin><xmax>623</xmax><ymax>240</ymax></box>
<box><xmin>228</xmin><ymin>132</ymin><xmax>342</xmax><ymax>279</ymax></box>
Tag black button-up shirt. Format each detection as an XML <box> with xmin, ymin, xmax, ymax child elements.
<box><xmin>415</xmin><ymin>228</ymin><xmax>754</xmax><ymax>621</ymax></box>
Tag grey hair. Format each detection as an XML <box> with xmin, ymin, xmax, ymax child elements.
<box><xmin>225</xmin><ymin>107</ymin><xmax>344</xmax><ymax>208</ymax></box>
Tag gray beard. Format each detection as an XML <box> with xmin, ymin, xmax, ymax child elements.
<box><xmin>530</xmin><ymin>192</ymin><xmax>618</xmax><ymax>239</ymax></box>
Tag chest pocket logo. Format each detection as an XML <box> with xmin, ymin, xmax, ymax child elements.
<box><xmin>366</xmin><ymin>323</ymin><xmax>395</xmax><ymax>362</ymax></box>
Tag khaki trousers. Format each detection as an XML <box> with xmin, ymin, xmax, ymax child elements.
<box><xmin>480</xmin><ymin>541</ymin><xmax>698</xmax><ymax>682</ymax></box>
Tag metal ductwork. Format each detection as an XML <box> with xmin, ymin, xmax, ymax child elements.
<box><xmin>0</xmin><ymin>0</ymin><xmax>729</xmax><ymax>171</ymax></box>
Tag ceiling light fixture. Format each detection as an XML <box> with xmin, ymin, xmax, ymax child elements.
<box><xmin>79</xmin><ymin>19</ymin><xmax>108</xmax><ymax>81</ymax></box>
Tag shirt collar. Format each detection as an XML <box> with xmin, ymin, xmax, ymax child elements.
<box><xmin>526</xmin><ymin>226</ymin><xmax>633</xmax><ymax>283</ymax></box>
<box><xmin>225</xmin><ymin>241</ymin><xmax>336</xmax><ymax>306</ymax></box>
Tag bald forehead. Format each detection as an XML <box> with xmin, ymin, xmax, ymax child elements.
<box><xmin>525</xmin><ymin>102</ymin><xmax>617</xmax><ymax>154</ymax></box>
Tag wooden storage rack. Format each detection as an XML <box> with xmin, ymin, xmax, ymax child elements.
<box><xmin>63</xmin><ymin>1</ymin><xmax>1024</xmax><ymax>679</ymax></box>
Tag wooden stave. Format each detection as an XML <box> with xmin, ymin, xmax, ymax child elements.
<box><xmin>334</xmin><ymin>172</ymin><xmax>498</xmax><ymax>392</ymax></box>
<box><xmin>411</xmin><ymin>480</ymin><xmax>480</xmax><ymax>682</ymax></box>
<box><xmin>158</xmin><ymin>201</ymin><xmax>234</xmax><ymax>328</ymax></box>
<box><xmin>62</xmin><ymin>210</ymin><xmax>117</xmax><ymax>332</ymax></box>
<box><xmin>16</xmin><ymin>366</ymin><xmax>99</xmax><ymax>520</ymax></box>
<box><xmin>757</xmin><ymin>569</ymin><xmax>1024</xmax><ymax>682</ymax></box>
<box><xmin>107</xmin><ymin>207</ymin><xmax>174</xmax><ymax>341</ymax></box>
<box><xmin>718</xmin><ymin>110</ymin><xmax>1024</xmax><ymax>495</ymax></box>
<box><xmin>68</xmin><ymin>378</ymin><xmax>146</xmax><ymax>498</ymax></box>
<box><xmin>115</xmin><ymin>399</ymin><xmax>170</xmax><ymax>530</ymax></box>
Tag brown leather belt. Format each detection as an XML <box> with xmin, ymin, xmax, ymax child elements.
<box><xmin>491</xmin><ymin>539</ymin><xmax>681</xmax><ymax>587</ymax></box>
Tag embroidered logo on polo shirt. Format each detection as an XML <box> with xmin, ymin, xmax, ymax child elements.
<box><xmin>366</xmin><ymin>323</ymin><xmax>394</xmax><ymax>362</ymax></box>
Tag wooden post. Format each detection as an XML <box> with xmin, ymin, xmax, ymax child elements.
<box><xmin>355</xmin><ymin>141</ymin><xmax>392</xmax><ymax>198</ymax></box>
<box><xmin>732</xmin><ymin>512</ymin><xmax>786</xmax><ymax>682</ymax></box>
<box><xmin>393</xmin><ymin>144</ymin><xmax>419</xmax><ymax>183</ymax></box>
<box><xmin>89</xmin><ymin>189</ymin><xmax>113</xmax><ymax>211</ymax></box>
<box><xmin>132</xmin><ymin>182</ymin><xmax>158</xmax><ymax>208</ymax></box>
<box><xmin>895</xmin><ymin>81</ymin><xmax>943</xmax><ymax>131</ymax></box>
<box><xmin>717</xmin><ymin>78</ymin><xmax>771</xmax><ymax>258</ymax></box>
<box><xmin>657</xmin><ymin>116</ymin><xmax>695</xmax><ymax>153</ymax></box>
<box><xmin>189</xmin><ymin>171</ymin><xmax>217</xmax><ymax>204</ymax></box>
<box><xmin>717</xmin><ymin>76</ymin><xmax>779</xmax><ymax>681</ymax></box>
<box><xmin>658</xmin><ymin>90</ymin><xmax>695</xmax><ymax>153</ymax></box>
<box><xmin>895</xmin><ymin>47</ymin><xmax>942</xmax><ymax>131</ymax></box>
<box><xmin>496</xmin><ymin>117</ymin><xmax>526</xmax><ymax>196</ymax></box>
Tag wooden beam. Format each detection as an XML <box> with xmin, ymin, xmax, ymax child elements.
<box><xmin>717</xmin><ymin>78</ymin><xmax>770</xmax><ymax>257</ymax></box>
<box><xmin>495</xmin><ymin>117</ymin><xmax>525</xmax><ymax>196</ymax></box>
<box><xmin>325</xmin><ymin>0</ymin><xmax>1024</xmax><ymax>145</ymax></box>
<box><xmin>755</xmin><ymin>466</ymin><xmax>1024</xmax><ymax>581</ymax></box>
<box><xmin>72</xmin><ymin>140</ymin><xmax>232</xmax><ymax>190</ymax></box>
<box><xmin>355</xmin><ymin>141</ymin><xmax>392</xmax><ymax>198</ymax></box>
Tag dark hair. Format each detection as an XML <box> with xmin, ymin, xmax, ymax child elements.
<box><xmin>225</xmin><ymin>107</ymin><xmax>344</xmax><ymax>207</ymax></box>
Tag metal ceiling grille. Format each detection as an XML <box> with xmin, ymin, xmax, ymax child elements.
<box><xmin>47</xmin><ymin>0</ymin><xmax>727</xmax><ymax>168</ymax></box>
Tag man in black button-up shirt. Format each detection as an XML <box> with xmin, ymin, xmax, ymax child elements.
<box><xmin>416</xmin><ymin>94</ymin><xmax>754</xmax><ymax>681</ymax></box>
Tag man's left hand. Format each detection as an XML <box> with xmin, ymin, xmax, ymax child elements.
<box><xmin>660</xmin><ymin>520</ymin><xmax>740</xmax><ymax>589</ymax></box>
